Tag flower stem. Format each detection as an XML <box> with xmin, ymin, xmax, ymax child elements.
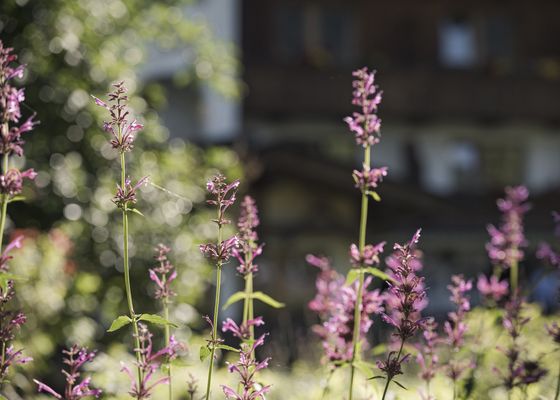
<box><xmin>348</xmin><ymin>145</ymin><xmax>371</xmax><ymax>400</ymax></box>
<box><xmin>164</xmin><ymin>298</ymin><xmax>172</xmax><ymax>399</ymax></box>
<box><xmin>554</xmin><ymin>355</ymin><xmax>560</xmax><ymax>400</ymax></box>
<box><xmin>205</xmin><ymin>215</ymin><xmax>224</xmax><ymax>400</ymax></box>
<box><xmin>510</xmin><ymin>258</ymin><xmax>518</xmax><ymax>295</ymax></box>
<box><xmin>0</xmin><ymin>152</ymin><xmax>9</xmax><ymax>252</ymax></box>
<box><xmin>0</xmin><ymin>152</ymin><xmax>9</xmax><ymax>376</ymax></box>
<box><xmin>381</xmin><ymin>339</ymin><xmax>405</xmax><ymax>400</ymax></box>
<box><xmin>242</xmin><ymin>247</ymin><xmax>255</xmax><ymax>348</ymax></box>
<box><xmin>119</xmin><ymin>151</ymin><xmax>143</xmax><ymax>392</ymax></box>
<box><xmin>205</xmin><ymin>265</ymin><xmax>222</xmax><ymax>400</ymax></box>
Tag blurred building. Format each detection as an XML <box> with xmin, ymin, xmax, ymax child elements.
<box><xmin>145</xmin><ymin>0</ymin><xmax>560</xmax><ymax>359</ymax></box>
<box><xmin>239</xmin><ymin>0</ymin><xmax>560</xmax><ymax>323</ymax></box>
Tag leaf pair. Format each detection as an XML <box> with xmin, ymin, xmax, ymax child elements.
<box><xmin>222</xmin><ymin>291</ymin><xmax>285</xmax><ymax>310</ymax></box>
<box><xmin>107</xmin><ymin>313</ymin><xmax>177</xmax><ymax>332</ymax></box>
<box><xmin>345</xmin><ymin>267</ymin><xmax>393</xmax><ymax>285</ymax></box>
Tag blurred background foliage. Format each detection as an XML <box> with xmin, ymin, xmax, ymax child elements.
<box><xmin>0</xmin><ymin>0</ymin><xmax>242</xmax><ymax>396</ymax></box>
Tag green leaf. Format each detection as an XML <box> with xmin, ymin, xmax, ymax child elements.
<box><xmin>128</xmin><ymin>208</ymin><xmax>144</xmax><ymax>217</ymax></box>
<box><xmin>107</xmin><ymin>315</ymin><xmax>132</xmax><ymax>332</ymax></box>
<box><xmin>199</xmin><ymin>345</ymin><xmax>211</xmax><ymax>362</ymax></box>
<box><xmin>216</xmin><ymin>344</ymin><xmax>240</xmax><ymax>353</ymax></box>
<box><xmin>345</xmin><ymin>269</ymin><xmax>361</xmax><ymax>285</ymax></box>
<box><xmin>251</xmin><ymin>291</ymin><xmax>285</xmax><ymax>308</ymax></box>
<box><xmin>363</xmin><ymin>267</ymin><xmax>393</xmax><ymax>282</ymax></box>
<box><xmin>367</xmin><ymin>375</ymin><xmax>385</xmax><ymax>380</ymax></box>
<box><xmin>367</xmin><ymin>191</ymin><xmax>381</xmax><ymax>202</ymax></box>
<box><xmin>138</xmin><ymin>314</ymin><xmax>178</xmax><ymax>327</ymax></box>
<box><xmin>394</xmin><ymin>381</ymin><xmax>408</xmax><ymax>390</ymax></box>
<box><xmin>371</xmin><ymin>343</ymin><xmax>387</xmax><ymax>356</ymax></box>
<box><xmin>222</xmin><ymin>291</ymin><xmax>246</xmax><ymax>310</ymax></box>
<box><xmin>8</xmin><ymin>195</ymin><xmax>26</xmax><ymax>204</ymax></box>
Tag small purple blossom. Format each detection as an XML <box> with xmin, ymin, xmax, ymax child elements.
<box><xmin>149</xmin><ymin>244</ymin><xmax>176</xmax><ymax>300</ymax></box>
<box><xmin>0</xmin><ymin>168</ymin><xmax>37</xmax><ymax>196</ymax></box>
<box><xmin>537</xmin><ymin>211</ymin><xmax>560</xmax><ymax>267</ymax></box>
<box><xmin>477</xmin><ymin>274</ymin><xmax>509</xmax><ymax>303</ymax></box>
<box><xmin>546</xmin><ymin>322</ymin><xmax>560</xmax><ymax>344</ymax></box>
<box><xmin>91</xmin><ymin>81</ymin><xmax>143</xmax><ymax>153</ymax></box>
<box><xmin>112</xmin><ymin>176</ymin><xmax>149</xmax><ymax>210</ymax></box>
<box><xmin>349</xmin><ymin>241</ymin><xmax>385</xmax><ymax>268</ymax></box>
<box><xmin>0</xmin><ymin>235</ymin><xmax>23</xmax><ymax>272</ymax></box>
<box><xmin>33</xmin><ymin>345</ymin><xmax>101</xmax><ymax>399</ymax></box>
<box><xmin>222</xmin><ymin>317</ymin><xmax>265</xmax><ymax>340</ymax></box>
<box><xmin>377</xmin><ymin>351</ymin><xmax>410</xmax><ymax>381</ymax></box>
<box><xmin>221</xmin><ymin>333</ymin><xmax>271</xmax><ymax>400</ymax></box>
<box><xmin>121</xmin><ymin>323</ymin><xmax>184</xmax><ymax>399</ymax></box>
<box><xmin>486</xmin><ymin>186</ymin><xmax>530</xmax><ymax>269</ymax></box>
<box><xmin>343</xmin><ymin>67</ymin><xmax>383</xmax><ymax>147</ymax></box>
<box><xmin>199</xmin><ymin>236</ymin><xmax>239</xmax><ymax>264</ymax></box>
<box><xmin>352</xmin><ymin>164</ymin><xmax>387</xmax><ymax>194</ymax></box>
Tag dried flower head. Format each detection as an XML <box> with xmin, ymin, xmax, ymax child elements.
<box><xmin>112</xmin><ymin>176</ymin><xmax>149</xmax><ymax>210</ymax></box>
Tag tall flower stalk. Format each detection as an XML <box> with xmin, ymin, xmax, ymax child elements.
<box><xmin>149</xmin><ymin>244</ymin><xmax>177</xmax><ymax>399</ymax></box>
<box><xmin>233</xmin><ymin>196</ymin><xmax>263</xmax><ymax>345</ymax></box>
<box><xmin>200</xmin><ymin>174</ymin><xmax>239</xmax><ymax>400</ymax></box>
<box><xmin>344</xmin><ymin>67</ymin><xmax>386</xmax><ymax>400</ymax></box>
<box><xmin>92</xmin><ymin>82</ymin><xmax>146</xmax><ymax>392</ymax></box>
<box><xmin>0</xmin><ymin>40</ymin><xmax>37</xmax><ymax>385</ymax></box>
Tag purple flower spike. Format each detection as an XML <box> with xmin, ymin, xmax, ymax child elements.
<box><xmin>91</xmin><ymin>81</ymin><xmax>142</xmax><ymax>153</ymax></box>
<box><xmin>199</xmin><ymin>236</ymin><xmax>239</xmax><ymax>264</ymax></box>
<box><xmin>234</xmin><ymin>196</ymin><xmax>264</xmax><ymax>275</ymax></box>
<box><xmin>381</xmin><ymin>230</ymin><xmax>428</xmax><ymax>341</ymax></box>
<box><xmin>222</xmin><ymin>317</ymin><xmax>265</xmax><ymax>340</ymax></box>
<box><xmin>221</xmin><ymin>333</ymin><xmax>271</xmax><ymax>400</ymax></box>
<box><xmin>352</xmin><ymin>164</ymin><xmax>388</xmax><ymax>194</ymax></box>
<box><xmin>33</xmin><ymin>345</ymin><xmax>101</xmax><ymax>399</ymax></box>
<box><xmin>205</xmin><ymin>174</ymin><xmax>240</xmax><ymax>227</ymax></box>
<box><xmin>486</xmin><ymin>186</ymin><xmax>530</xmax><ymax>269</ymax></box>
<box><xmin>0</xmin><ymin>234</ymin><xmax>24</xmax><ymax>272</ymax></box>
<box><xmin>308</xmin><ymin>255</ymin><xmax>383</xmax><ymax>364</ymax></box>
<box><xmin>344</xmin><ymin>67</ymin><xmax>383</xmax><ymax>148</ymax></box>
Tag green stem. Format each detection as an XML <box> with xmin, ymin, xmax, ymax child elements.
<box><xmin>320</xmin><ymin>368</ymin><xmax>334</xmax><ymax>400</ymax></box>
<box><xmin>119</xmin><ymin>152</ymin><xmax>143</xmax><ymax>393</ymax></box>
<box><xmin>164</xmin><ymin>299</ymin><xmax>172</xmax><ymax>399</ymax></box>
<box><xmin>348</xmin><ymin>145</ymin><xmax>371</xmax><ymax>400</ymax></box>
<box><xmin>0</xmin><ymin>152</ymin><xmax>9</xmax><ymax>379</ymax></box>
<box><xmin>554</xmin><ymin>355</ymin><xmax>560</xmax><ymax>400</ymax></box>
<box><xmin>510</xmin><ymin>258</ymin><xmax>518</xmax><ymax>296</ymax></box>
<box><xmin>381</xmin><ymin>340</ymin><xmax>405</xmax><ymax>400</ymax></box>
<box><xmin>205</xmin><ymin>264</ymin><xmax>222</xmax><ymax>400</ymax></box>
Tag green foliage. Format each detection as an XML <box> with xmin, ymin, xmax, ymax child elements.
<box><xmin>0</xmin><ymin>0</ymin><xmax>242</xmax><ymax>396</ymax></box>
